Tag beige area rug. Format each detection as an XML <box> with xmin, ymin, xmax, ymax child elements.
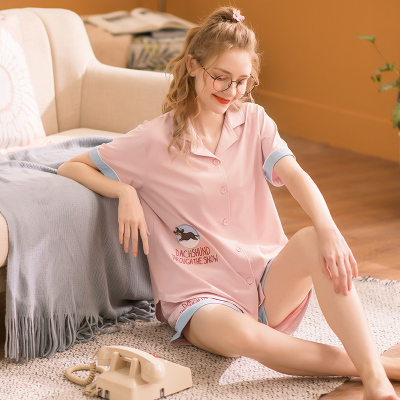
<box><xmin>0</xmin><ymin>277</ymin><xmax>399</xmax><ymax>400</ymax></box>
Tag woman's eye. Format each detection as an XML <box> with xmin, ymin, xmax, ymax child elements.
<box><xmin>215</xmin><ymin>75</ymin><xmax>230</xmax><ymax>82</ymax></box>
<box><xmin>238</xmin><ymin>79</ymin><xmax>248</xmax><ymax>86</ymax></box>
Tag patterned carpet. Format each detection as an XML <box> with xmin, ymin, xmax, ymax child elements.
<box><xmin>0</xmin><ymin>277</ymin><xmax>399</xmax><ymax>400</ymax></box>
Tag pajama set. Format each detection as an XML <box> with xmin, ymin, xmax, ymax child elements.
<box><xmin>89</xmin><ymin>102</ymin><xmax>310</xmax><ymax>344</ymax></box>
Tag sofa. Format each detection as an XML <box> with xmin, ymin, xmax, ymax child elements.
<box><xmin>0</xmin><ymin>8</ymin><xmax>169</xmax><ymax>294</ymax></box>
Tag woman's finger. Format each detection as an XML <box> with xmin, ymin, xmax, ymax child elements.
<box><xmin>345</xmin><ymin>256</ymin><xmax>353</xmax><ymax>293</ymax></box>
<box><xmin>321</xmin><ymin>257</ymin><xmax>332</xmax><ymax>279</ymax></box>
<box><xmin>325</xmin><ymin>254</ymin><xmax>341</xmax><ymax>293</ymax></box>
<box><xmin>336</xmin><ymin>256</ymin><xmax>348</xmax><ymax>295</ymax></box>
<box><xmin>350</xmin><ymin>251</ymin><xmax>358</xmax><ymax>278</ymax></box>
<box><xmin>119</xmin><ymin>221</ymin><xmax>125</xmax><ymax>245</ymax></box>
<box><xmin>131</xmin><ymin>225</ymin><xmax>139</xmax><ymax>257</ymax></box>
<box><xmin>139</xmin><ymin>223</ymin><xmax>150</xmax><ymax>255</ymax></box>
<box><xmin>124</xmin><ymin>223</ymin><xmax>131</xmax><ymax>253</ymax></box>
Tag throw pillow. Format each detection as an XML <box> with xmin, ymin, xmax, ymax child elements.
<box><xmin>0</xmin><ymin>14</ymin><xmax>50</xmax><ymax>156</ymax></box>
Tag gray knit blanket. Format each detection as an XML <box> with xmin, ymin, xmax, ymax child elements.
<box><xmin>0</xmin><ymin>137</ymin><xmax>154</xmax><ymax>361</ymax></box>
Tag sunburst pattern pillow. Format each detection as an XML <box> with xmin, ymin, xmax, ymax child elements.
<box><xmin>0</xmin><ymin>14</ymin><xmax>50</xmax><ymax>156</ymax></box>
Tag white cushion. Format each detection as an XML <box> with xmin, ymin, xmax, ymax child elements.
<box><xmin>0</xmin><ymin>14</ymin><xmax>50</xmax><ymax>155</ymax></box>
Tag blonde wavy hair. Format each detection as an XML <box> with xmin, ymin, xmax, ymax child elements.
<box><xmin>162</xmin><ymin>6</ymin><xmax>261</xmax><ymax>160</ymax></box>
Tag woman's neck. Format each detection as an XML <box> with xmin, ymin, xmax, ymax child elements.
<box><xmin>191</xmin><ymin>113</ymin><xmax>225</xmax><ymax>154</ymax></box>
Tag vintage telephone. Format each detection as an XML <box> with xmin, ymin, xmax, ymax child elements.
<box><xmin>65</xmin><ymin>346</ymin><xmax>192</xmax><ymax>399</ymax></box>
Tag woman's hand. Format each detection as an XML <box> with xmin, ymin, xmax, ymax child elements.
<box><xmin>318</xmin><ymin>226</ymin><xmax>358</xmax><ymax>295</ymax></box>
<box><xmin>117</xmin><ymin>185</ymin><xmax>149</xmax><ymax>257</ymax></box>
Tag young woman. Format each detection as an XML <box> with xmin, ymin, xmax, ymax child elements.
<box><xmin>58</xmin><ymin>7</ymin><xmax>400</xmax><ymax>399</ymax></box>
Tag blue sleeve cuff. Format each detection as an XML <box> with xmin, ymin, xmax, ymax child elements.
<box><xmin>89</xmin><ymin>147</ymin><xmax>120</xmax><ymax>181</ymax></box>
<box><xmin>263</xmin><ymin>147</ymin><xmax>294</xmax><ymax>186</ymax></box>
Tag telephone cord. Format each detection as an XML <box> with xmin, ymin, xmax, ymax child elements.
<box><xmin>65</xmin><ymin>361</ymin><xmax>106</xmax><ymax>386</ymax></box>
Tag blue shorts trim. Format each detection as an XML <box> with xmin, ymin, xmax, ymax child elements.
<box><xmin>171</xmin><ymin>259</ymin><xmax>275</xmax><ymax>342</ymax></box>
<box><xmin>258</xmin><ymin>258</ymin><xmax>274</xmax><ymax>324</ymax></box>
<box><xmin>171</xmin><ymin>299</ymin><xmax>242</xmax><ymax>342</ymax></box>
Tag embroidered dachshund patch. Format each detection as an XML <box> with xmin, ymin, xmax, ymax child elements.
<box><xmin>173</xmin><ymin>224</ymin><xmax>200</xmax><ymax>248</ymax></box>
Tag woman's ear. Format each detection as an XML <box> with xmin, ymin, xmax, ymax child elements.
<box><xmin>186</xmin><ymin>55</ymin><xmax>197</xmax><ymax>77</ymax></box>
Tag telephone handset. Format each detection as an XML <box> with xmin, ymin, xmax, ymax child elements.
<box><xmin>65</xmin><ymin>345</ymin><xmax>192</xmax><ymax>399</ymax></box>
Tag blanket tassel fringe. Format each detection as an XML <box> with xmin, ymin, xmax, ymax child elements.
<box><xmin>5</xmin><ymin>300</ymin><xmax>154</xmax><ymax>362</ymax></box>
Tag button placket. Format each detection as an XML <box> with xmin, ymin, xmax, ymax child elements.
<box><xmin>212</xmin><ymin>157</ymin><xmax>230</xmax><ymax>229</ymax></box>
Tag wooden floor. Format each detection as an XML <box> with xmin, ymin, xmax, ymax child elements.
<box><xmin>1</xmin><ymin>134</ymin><xmax>400</xmax><ymax>398</ymax></box>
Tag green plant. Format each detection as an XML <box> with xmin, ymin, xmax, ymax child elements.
<box><xmin>358</xmin><ymin>35</ymin><xmax>400</xmax><ymax>130</ymax></box>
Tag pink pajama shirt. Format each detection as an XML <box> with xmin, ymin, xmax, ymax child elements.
<box><xmin>89</xmin><ymin>102</ymin><xmax>309</xmax><ymax>342</ymax></box>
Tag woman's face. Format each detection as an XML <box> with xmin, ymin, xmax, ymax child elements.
<box><xmin>189</xmin><ymin>48</ymin><xmax>253</xmax><ymax>117</ymax></box>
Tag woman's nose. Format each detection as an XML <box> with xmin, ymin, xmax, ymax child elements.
<box><xmin>226</xmin><ymin>83</ymin><xmax>239</xmax><ymax>96</ymax></box>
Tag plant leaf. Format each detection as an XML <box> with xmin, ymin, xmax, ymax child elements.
<box><xmin>391</xmin><ymin>101</ymin><xmax>400</xmax><ymax>129</ymax></box>
<box><xmin>374</xmin><ymin>63</ymin><xmax>395</xmax><ymax>74</ymax></box>
<box><xmin>378</xmin><ymin>81</ymin><xmax>399</xmax><ymax>92</ymax></box>
<box><xmin>371</xmin><ymin>75</ymin><xmax>381</xmax><ymax>83</ymax></box>
<box><xmin>357</xmin><ymin>35</ymin><xmax>376</xmax><ymax>43</ymax></box>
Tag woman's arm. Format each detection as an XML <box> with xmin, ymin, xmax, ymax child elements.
<box><xmin>274</xmin><ymin>155</ymin><xmax>357</xmax><ymax>295</ymax></box>
<box><xmin>58</xmin><ymin>153</ymin><xmax>149</xmax><ymax>257</ymax></box>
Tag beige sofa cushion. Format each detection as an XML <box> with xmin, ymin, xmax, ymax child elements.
<box><xmin>31</xmin><ymin>8</ymin><xmax>96</xmax><ymax>133</ymax></box>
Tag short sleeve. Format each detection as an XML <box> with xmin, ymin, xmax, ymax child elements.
<box><xmin>89</xmin><ymin>127</ymin><xmax>148</xmax><ymax>189</ymax></box>
<box><xmin>259</xmin><ymin>108</ymin><xmax>294</xmax><ymax>187</ymax></box>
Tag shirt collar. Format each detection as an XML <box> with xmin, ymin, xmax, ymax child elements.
<box><xmin>187</xmin><ymin>105</ymin><xmax>246</xmax><ymax>157</ymax></box>
<box><xmin>225</xmin><ymin>103</ymin><xmax>246</xmax><ymax>129</ymax></box>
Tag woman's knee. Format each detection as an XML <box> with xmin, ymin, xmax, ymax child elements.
<box><xmin>293</xmin><ymin>226</ymin><xmax>319</xmax><ymax>245</ymax></box>
<box><xmin>283</xmin><ymin>226</ymin><xmax>321</xmax><ymax>275</ymax></box>
<box><xmin>292</xmin><ymin>226</ymin><xmax>319</xmax><ymax>256</ymax></box>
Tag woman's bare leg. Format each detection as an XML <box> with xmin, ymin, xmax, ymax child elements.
<box><xmin>263</xmin><ymin>226</ymin><xmax>397</xmax><ymax>399</ymax></box>
<box><xmin>183</xmin><ymin>227</ymin><xmax>399</xmax><ymax>400</ymax></box>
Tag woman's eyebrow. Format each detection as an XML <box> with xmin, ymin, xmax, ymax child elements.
<box><xmin>212</xmin><ymin>67</ymin><xmax>250</xmax><ymax>78</ymax></box>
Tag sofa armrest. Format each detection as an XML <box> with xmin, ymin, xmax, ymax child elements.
<box><xmin>81</xmin><ymin>61</ymin><xmax>170</xmax><ymax>133</ymax></box>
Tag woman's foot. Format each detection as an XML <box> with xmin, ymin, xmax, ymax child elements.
<box><xmin>363</xmin><ymin>375</ymin><xmax>399</xmax><ymax>400</ymax></box>
<box><xmin>382</xmin><ymin>356</ymin><xmax>400</xmax><ymax>382</ymax></box>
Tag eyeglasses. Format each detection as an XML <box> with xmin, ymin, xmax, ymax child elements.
<box><xmin>199</xmin><ymin>63</ymin><xmax>258</xmax><ymax>96</ymax></box>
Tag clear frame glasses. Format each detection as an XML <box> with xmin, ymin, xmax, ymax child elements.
<box><xmin>199</xmin><ymin>63</ymin><xmax>258</xmax><ymax>96</ymax></box>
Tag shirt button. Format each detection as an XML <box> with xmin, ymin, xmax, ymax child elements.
<box><xmin>236</xmin><ymin>246</ymin><xmax>241</xmax><ymax>252</ymax></box>
<box><xmin>246</xmin><ymin>278</ymin><xmax>253</xmax><ymax>285</ymax></box>
<box><xmin>220</xmin><ymin>187</ymin><xmax>227</xmax><ymax>194</ymax></box>
<box><xmin>222</xmin><ymin>218</ymin><xmax>229</xmax><ymax>226</ymax></box>
<box><xmin>213</xmin><ymin>159</ymin><xmax>220</xmax><ymax>165</ymax></box>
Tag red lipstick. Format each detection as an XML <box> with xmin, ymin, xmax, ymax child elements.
<box><xmin>213</xmin><ymin>94</ymin><xmax>230</xmax><ymax>105</ymax></box>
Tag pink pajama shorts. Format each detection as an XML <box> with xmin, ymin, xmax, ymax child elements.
<box><xmin>159</xmin><ymin>259</ymin><xmax>312</xmax><ymax>345</ymax></box>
